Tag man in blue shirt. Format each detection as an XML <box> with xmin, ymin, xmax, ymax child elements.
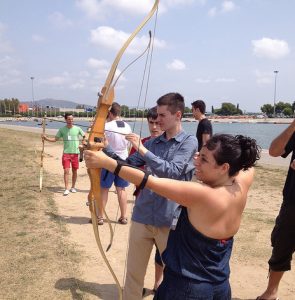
<box><xmin>122</xmin><ymin>92</ymin><xmax>198</xmax><ymax>300</ymax></box>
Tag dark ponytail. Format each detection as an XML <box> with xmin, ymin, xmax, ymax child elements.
<box><xmin>235</xmin><ymin>135</ymin><xmax>261</xmax><ymax>172</ymax></box>
<box><xmin>205</xmin><ymin>134</ymin><xmax>261</xmax><ymax>176</ymax></box>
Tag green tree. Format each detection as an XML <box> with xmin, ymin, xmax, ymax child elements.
<box><xmin>283</xmin><ymin>107</ymin><xmax>293</xmax><ymax>116</ymax></box>
<box><xmin>184</xmin><ymin>106</ymin><xmax>191</xmax><ymax>114</ymax></box>
<box><xmin>217</xmin><ymin>102</ymin><xmax>238</xmax><ymax>115</ymax></box>
<box><xmin>121</xmin><ymin>105</ymin><xmax>129</xmax><ymax>117</ymax></box>
<box><xmin>261</xmin><ymin>104</ymin><xmax>273</xmax><ymax>116</ymax></box>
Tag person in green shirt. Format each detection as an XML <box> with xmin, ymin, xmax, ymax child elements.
<box><xmin>42</xmin><ymin>113</ymin><xmax>85</xmax><ymax>196</ymax></box>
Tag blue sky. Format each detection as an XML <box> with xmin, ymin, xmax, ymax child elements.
<box><xmin>1</xmin><ymin>0</ymin><xmax>294</xmax><ymax>112</ymax></box>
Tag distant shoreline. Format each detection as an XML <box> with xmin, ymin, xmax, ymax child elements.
<box><xmin>0</xmin><ymin>116</ymin><xmax>293</xmax><ymax>124</ymax></box>
<box><xmin>0</xmin><ymin>123</ymin><xmax>291</xmax><ymax>168</ymax></box>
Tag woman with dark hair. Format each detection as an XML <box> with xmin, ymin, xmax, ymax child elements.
<box><xmin>84</xmin><ymin>134</ymin><xmax>261</xmax><ymax>300</ymax></box>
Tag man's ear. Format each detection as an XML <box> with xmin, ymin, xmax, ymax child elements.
<box><xmin>176</xmin><ymin>110</ymin><xmax>182</xmax><ymax>119</ymax></box>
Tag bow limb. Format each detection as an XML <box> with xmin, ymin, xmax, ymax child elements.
<box><xmin>87</xmin><ymin>1</ymin><xmax>160</xmax><ymax>298</ymax></box>
<box><xmin>39</xmin><ymin>114</ymin><xmax>46</xmax><ymax>192</ymax></box>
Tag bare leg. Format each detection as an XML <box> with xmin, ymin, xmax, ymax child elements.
<box><xmin>258</xmin><ymin>270</ymin><xmax>284</xmax><ymax>299</ymax></box>
<box><xmin>71</xmin><ymin>168</ymin><xmax>77</xmax><ymax>188</ymax></box>
<box><xmin>154</xmin><ymin>262</ymin><xmax>164</xmax><ymax>291</ymax></box>
<box><xmin>99</xmin><ymin>187</ymin><xmax>109</xmax><ymax>217</ymax></box>
<box><xmin>64</xmin><ymin>168</ymin><xmax>70</xmax><ymax>190</ymax></box>
<box><xmin>116</xmin><ymin>186</ymin><xmax>127</xmax><ymax>218</ymax></box>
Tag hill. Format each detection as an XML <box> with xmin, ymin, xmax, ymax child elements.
<box><xmin>23</xmin><ymin>98</ymin><xmax>91</xmax><ymax>109</ymax></box>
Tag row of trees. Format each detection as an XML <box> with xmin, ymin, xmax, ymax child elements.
<box><xmin>0</xmin><ymin>98</ymin><xmax>20</xmax><ymax>115</ymax></box>
<box><xmin>1</xmin><ymin>98</ymin><xmax>294</xmax><ymax>118</ymax></box>
<box><xmin>261</xmin><ymin>101</ymin><xmax>295</xmax><ymax>117</ymax></box>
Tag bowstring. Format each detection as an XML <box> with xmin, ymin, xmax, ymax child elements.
<box><xmin>123</xmin><ymin>7</ymin><xmax>159</xmax><ymax>287</ymax></box>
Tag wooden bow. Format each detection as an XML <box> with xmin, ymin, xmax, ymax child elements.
<box><xmin>39</xmin><ymin>114</ymin><xmax>46</xmax><ymax>192</ymax></box>
<box><xmin>86</xmin><ymin>1</ymin><xmax>159</xmax><ymax>299</ymax></box>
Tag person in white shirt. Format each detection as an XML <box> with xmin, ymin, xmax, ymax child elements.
<box><xmin>98</xmin><ymin>102</ymin><xmax>132</xmax><ymax>225</ymax></box>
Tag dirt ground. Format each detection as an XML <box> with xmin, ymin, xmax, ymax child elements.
<box><xmin>0</xmin><ymin>123</ymin><xmax>294</xmax><ymax>299</ymax></box>
<box><xmin>39</xmin><ymin>142</ymin><xmax>294</xmax><ymax>300</ymax></box>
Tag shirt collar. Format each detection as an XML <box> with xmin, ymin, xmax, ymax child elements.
<box><xmin>157</xmin><ymin>130</ymin><xmax>186</xmax><ymax>143</ymax></box>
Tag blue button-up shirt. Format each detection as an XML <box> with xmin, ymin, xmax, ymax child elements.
<box><xmin>126</xmin><ymin>130</ymin><xmax>198</xmax><ymax>227</ymax></box>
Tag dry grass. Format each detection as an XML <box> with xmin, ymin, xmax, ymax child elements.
<box><xmin>232</xmin><ymin>164</ymin><xmax>287</xmax><ymax>264</ymax></box>
<box><xmin>0</xmin><ymin>128</ymin><xmax>87</xmax><ymax>300</ymax></box>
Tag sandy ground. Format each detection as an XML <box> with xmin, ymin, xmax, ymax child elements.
<box><xmin>1</xmin><ymin>123</ymin><xmax>294</xmax><ymax>299</ymax></box>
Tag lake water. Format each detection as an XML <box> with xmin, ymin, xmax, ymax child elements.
<box><xmin>1</xmin><ymin>119</ymin><xmax>288</xmax><ymax>149</ymax></box>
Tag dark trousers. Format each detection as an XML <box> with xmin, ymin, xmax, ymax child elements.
<box><xmin>153</xmin><ymin>268</ymin><xmax>231</xmax><ymax>300</ymax></box>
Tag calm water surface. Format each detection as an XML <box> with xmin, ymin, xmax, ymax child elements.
<box><xmin>1</xmin><ymin>119</ymin><xmax>288</xmax><ymax>149</ymax></box>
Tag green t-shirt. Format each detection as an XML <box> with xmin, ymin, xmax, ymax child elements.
<box><xmin>56</xmin><ymin>126</ymin><xmax>85</xmax><ymax>154</ymax></box>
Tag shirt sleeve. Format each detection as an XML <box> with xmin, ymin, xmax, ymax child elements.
<box><xmin>79</xmin><ymin>127</ymin><xmax>85</xmax><ymax>137</ymax></box>
<box><xmin>202</xmin><ymin>119</ymin><xmax>212</xmax><ymax>134</ymax></box>
<box><xmin>55</xmin><ymin>128</ymin><xmax>63</xmax><ymax>139</ymax></box>
<box><xmin>143</xmin><ymin>135</ymin><xmax>198</xmax><ymax>179</ymax></box>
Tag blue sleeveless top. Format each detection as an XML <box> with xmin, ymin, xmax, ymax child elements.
<box><xmin>162</xmin><ymin>207</ymin><xmax>233</xmax><ymax>283</ymax></box>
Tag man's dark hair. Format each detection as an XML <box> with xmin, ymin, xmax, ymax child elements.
<box><xmin>109</xmin><ymin>102</ymin><xmax>121</xmax><ymax>117</ymax></box>
<box><xmin>191</xmin><ymin>100</ymin><xmax>206</xmax><ymax>114</ymax></box>
<box><xmin>156</xmin><ymin>92</ymin><xmax>185</xmax><ymax>117</ymax></box>
<box><xmin>146</xmin><ymin>106</ymin><xmax>158</xmax><ymax>120</ymax></box>
<box><xmin>64</xmin><ymin>112</ymin><xmax>73</xmax><ymax>120</ymax></box>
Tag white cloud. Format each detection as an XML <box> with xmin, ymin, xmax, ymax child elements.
<box><xmin>40</xmin><ymin>72</ymin><xmax>71</xmax><ymax>86</ymax></box>
<box><xmin>166</xmin><ymin>59</ymin><xmax>186</xmax><ymax>70</ymax></box>
<box><xmin>215</xmin><ymin>77</ymin><xmax>236</xmax><ymax>83</ymax></box>
<box><xmin>87</xmin><ymin>58</ymin><xmax>109</xmax><ymax>69</ymax></box>
<box><xmin>48</xmin><ymin>12</ymin><xmax>73</xmax><ymax>29</ymax></box>
<box><xmin>32</xmin><ymin>34</ymin><xmax>46</xmax><ymax>43</ymax></box>
<box><xmin>164</xmin><ymin>0</ymin><xmax>201</xmax><ymax>6</ymax></box>
<box><xmin>90</xmin><ymin>26</ymin><xmax>166</xmax><ymax>54</ymax></box>
<box><xmin>221</xmin><ymin>1</ymin><xmax>236</xmax><ymax>13</ymax></box>
<box><xmin>75</xmin><ymin>0</ymin><xmax>102</xmax><ymax>19</ymax></box>
<box><xmin>76</xmin><ymin>0</ymin><xmax>200</xmax><ymax>19</ymax></box>
<box><xmin>252</xmin><ymin>37</ymin><xmax>290</xmax><ymax>59</ymax></box>
<box><xmin>76</xmin><ymin>0</ymin><xmax>162</xmax><ymax>18</ymax></box>
<box><xmin>105</xmin><ymin>0</ymin><xmax>158</xmax><ymax>15</ymax></box>
<box><xmin>208</xmin><ymin>1</ymin><xmax>236</xmax><ymax>17</ymax></box>
<box><xmin>70</xmin><ymin>79</ymin><xmax>86</xmax><ymax>90</ymax></box>
<box><xmin>195</xmin><ymin>78</ymin><xmax>211</xmax><ymax>83</ymax></box>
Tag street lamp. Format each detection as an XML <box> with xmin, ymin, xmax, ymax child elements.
<box><xmin>30</xmin><ymin>76</ymin><xmax>35</xmax><ymax>117</ymax></box>
<box><xmin>273</xmin><ymin>70</ymin><xmax>279</xmax><ymax>117</ymax></box>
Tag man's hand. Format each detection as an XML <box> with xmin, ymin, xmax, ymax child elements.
<box><xmin>291</xmin><ymin>159</ymin><xmax>295</xmax><ymax>170</ymax></box>
<box><xmin>125</xmin><ymin>133</ymin><xmax>142</xmax><ymax>151</ymax></box>
<box><xmin>84</xmin><ymin>150</ymin><xmax>109</xmax><ymax>169</ymax></box>
<box><xmin>41</xmin><ymin>134</ymin><xmax>46</xmax><ymax>141</ymax></box>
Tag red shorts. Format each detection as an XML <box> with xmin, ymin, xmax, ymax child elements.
<box><xmin>62</xmin><ymin>153</ymin><xmax>79</xmax><ymax>169</ymax></box>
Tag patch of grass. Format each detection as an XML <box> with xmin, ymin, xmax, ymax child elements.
<box><xmin>0</xmin><ymin>128</ymin><xmax>86</xmax><ymax>299</ymax></box>
<box><xmin>232</xmin><ymin>165</ymin><xmax>286</xmax><ymax>263</ymax></box>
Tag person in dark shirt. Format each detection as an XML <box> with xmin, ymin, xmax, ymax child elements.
<box><xmin>192</xmin><ymin>100</ymin><xmax>213</xmax><ymax>151</ymax></box>
<box><xmin>84</xmin><ymin>133</ymin><xmax>260</xmax><ymax>300</ymax></box>
<box><xmin>257</xmin><ymin>119</ymin><xmax>295</xmax><ymax>300</ymax></box>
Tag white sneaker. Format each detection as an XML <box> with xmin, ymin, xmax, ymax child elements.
<box><xmin>70</xmin><ymin>188</ymin><xmax>77</xmax><ymax>193</ymax></box>
<box><xmin>63</xmin><ymin>189</ymin><xmax>70</xmax><ymax>196</ymax></box>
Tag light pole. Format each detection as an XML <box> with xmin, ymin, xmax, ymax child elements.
<box><xmin>273</xmin><ymin>70</ymin><xmax>279</xmax><ymax>117</ymax></box>
<box><xmin>30</xmin><ymin>76</ymin><xmax>35</xmax><ymax>117</ymax></box>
